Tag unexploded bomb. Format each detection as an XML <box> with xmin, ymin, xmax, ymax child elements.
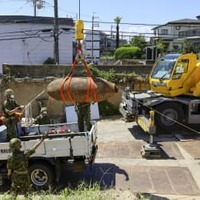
<box><xmin>47</xmin><ymin>77</ymin><xmax>118</xmax><ymax>103</ymax></box>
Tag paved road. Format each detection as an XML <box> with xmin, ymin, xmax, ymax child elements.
<box><xmin>93</xmin><ymin>115</ymin><xmax>200</xmax><ymax>200</ymax></box>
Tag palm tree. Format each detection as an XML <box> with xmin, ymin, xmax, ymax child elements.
<box><xmin>114</xmin><ymin>16</ymin><xmax>122</xmax><ymax>48</ymax></box>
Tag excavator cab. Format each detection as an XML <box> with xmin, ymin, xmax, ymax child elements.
<box><xmin>149</xmin><ymin>53</ymin><xmax>199</xmax><ymax>97</ymax></box>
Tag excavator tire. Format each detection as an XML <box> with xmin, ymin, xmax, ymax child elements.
<box><xmin>154</xmin><ymin>102</ymin><xmax>184</xmax><ymax>134</ymax></box>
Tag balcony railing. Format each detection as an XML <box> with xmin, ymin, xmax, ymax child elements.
<box><xmin>179</xmin><ymin>29</ymin><xmax>200</xmax><ymax>38</ymax></box>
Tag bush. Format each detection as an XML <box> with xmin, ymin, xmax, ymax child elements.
<box><xmin>43</xmin><ymin>57</ymin><xmax>55</xmax><ymax>64</ymax></box>
<box><xmin>114</xmin><ymin>47</ymin><xmax>142</xmax><ymax>59</ymax></box>
<box><xmin>88</xmin><ymin>65</ymin><xmax>117</xmax><ymax>83</ymax></box>
<box><xmin>98</xmin><ymin>101</ymin><xmax>120</xmax><ymax>117</ymax></box>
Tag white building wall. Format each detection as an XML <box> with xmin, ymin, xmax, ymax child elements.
<box><xmin>0</xmin><ymin>23</ymin><xmax>73</xmax><ymax>73</ymax></box>
<box><xmin>85</xmin><ymin>33</ymin><xmax>100</xmax><ymax>41</ymax></box>
<box><xmin>84</xmin><ymin>30</ymin><xmax>101</xmax><ymax>63</ymax></box>
<box><xmin>85</xmin><ymin>41</ymin><xmax>100</xmax><ymax>49</ymax></box>
<box><xmin>59</xmin><ymin>33</ymin><xmax>73</xmax><ymax>64</ymax></box>
<box><xmin>155</xmin><ymin>24</ymin><xmax>200</xmax><ymax>39</ymax></box>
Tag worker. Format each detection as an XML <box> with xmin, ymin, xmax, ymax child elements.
<box><xmin>34</xmin><ymin>107</ymin><xmax>51</xmax><ymax>125</ymax></box>
<box><xmin>2</xmin><ymin>88</ymin><xmax>24</xmax><ymax>141</ymax></box>
<box><xmin>75</xmin><ymin>102</ymin><xmax>92</xmax><ymax>132</ymax></box>
<box><xmin>7</xmin><ymin>134</ymin><xmax>47</xmax><ymax>198</ymax></box>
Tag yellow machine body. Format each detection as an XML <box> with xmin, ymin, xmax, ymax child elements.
<box><xmin>149</xmin><ymin>53</ymin><xmax>200</xmax><ymax>97</ymax></box>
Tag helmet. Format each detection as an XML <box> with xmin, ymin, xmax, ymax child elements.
<box><xmin>4</xmin><ymin>88</ymin><xmax>14</xmax><ymax>98</ymax></box>
<box><xmin>9</xmin><ymin>138</ymin><xmax>22</xmax><ymax>151</ymax></box>
<box><xmin>40</xmin><ymin>107</ymin><xmax>47</xmax><ymax>113</ymax></box>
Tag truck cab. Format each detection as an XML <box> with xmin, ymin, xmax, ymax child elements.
<box><xmin>150</xmin><ymin>53</ymin><xmax>200</xmax><ymax>97</ymax></box>
<box><xmin>119</xmin><ymin>53</ymin><xmax>200</xmax><ymax>135</ymax></box>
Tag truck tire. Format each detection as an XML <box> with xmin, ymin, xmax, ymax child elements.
<box><xmin>29</xmin><ymin>163</ymin><xmax>55</xmax><ymax>189</ymax></box>
<box><xmin>155</xmin><ymin>103</ymin><xmax>184</xmax><ymax>134</ymax></box>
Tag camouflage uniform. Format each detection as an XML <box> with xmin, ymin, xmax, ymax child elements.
<box><xmin>2</xmin><ymin>94</ymin><xmax>20</xmax><ymax>141</ymax></box>
<box><xmin>75</xmin><ymin>102</ymin><xmax>92</xmax><ymax>132</ymax></box>
<box><xmin>34</xmin><ymin>107</ymin><xmax>51</xmax><ymax>125</ymax></box>
<box><xmin>7</xmin><ymin>138</ymin><xmax>35</xmax><ymax>198</ymax></box>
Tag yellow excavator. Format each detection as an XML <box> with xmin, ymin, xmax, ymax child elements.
<box><xmin>120</xmin><ymin>53</ymin><xmax>200</xmax><ymax>135</ymax></box>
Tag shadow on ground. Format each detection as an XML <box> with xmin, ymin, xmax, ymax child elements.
<box><xmin>0</xmin><ymin>163</ymin><xmax>128</xmax><ymax>194</ymax></box>
<box><xmin>59</xmin><ymin>162</ymin><xmax>129</xmax><ymax>190</ymax></box>
<box><xmin>129</xmin><ymin>125</ymin><xmax>178</xmax><ymax>143</ymax></box>
<box><xmin>137</xmin><ymin>193</ymin><xmax>169</xmax><ymax>200</ymax></box>
<box><xmin>129</xmin><ymin>125</ymin><xmax>183</xmax><ymax>160</ymax></box>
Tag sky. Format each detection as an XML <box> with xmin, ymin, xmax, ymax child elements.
<box><xmin>0</xmin><ymin>0</ymin><xmax>200</xmax><ymax>40</ymax></box>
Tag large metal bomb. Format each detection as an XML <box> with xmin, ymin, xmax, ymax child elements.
<box><xmin>47</xmin><ymin>76</ymin><xmax>118</xmax><ymax>103</ymax></box>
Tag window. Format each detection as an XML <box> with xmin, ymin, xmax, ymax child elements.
<box><xmin>172</xmin><ymin>59</ymin><xmax>189</xmax><ymax>79</ymax></box>
<box><xmin>160</xmin><ymin>29</ymin><xmax>168</xmax><ymax>35</ymax></box>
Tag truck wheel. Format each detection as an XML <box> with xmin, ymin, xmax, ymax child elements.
<box><xmin>155</xmin><ymin>103</ymin><xmax>184</xmax><ymax>134</ymax></box>
<box><xmin>29</xmin><ymin>163</ymin><xmax>55</xmax><ymax>189</ymax></box>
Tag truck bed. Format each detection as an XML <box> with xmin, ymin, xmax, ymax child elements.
<box><xmin>0</xmin><ymin>121</ymin><xmax>98</xmax><ymax>161</ymax></box>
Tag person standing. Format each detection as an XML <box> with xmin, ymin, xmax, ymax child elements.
<box><xmin>2</xmin><ymin>89</ymin><xmax>24</xmax><ymax>141</ymax></box>
<box><xmin>75</xmin><ymin>102</ymin><xmax>92</xmax><ymax>132</ymax></box>
<box><xmin>7</xmin><ymin>135</ymin><xmax>46</xmax><ymax>199</ymax></box>
<box><xmin>34</xmin><ymin>107</ymin><xmax>51</xmax><ymax>125</ymax></box>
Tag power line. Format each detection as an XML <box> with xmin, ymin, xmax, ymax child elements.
<box><xmin>84</xmin><ymin>20</ymin><xmax>160</xmax><ymax>27</ymax></box>
<box><xmin>0</xmin><ymin>27</ymin><xmax>183</xmax><ymax>42</ymax></box>
<box><xmin>12</xmin><ymin>1</ymin><xmax>30</xmax><ymax>14</ymax></box>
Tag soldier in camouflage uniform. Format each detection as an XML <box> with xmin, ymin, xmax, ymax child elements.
<box><xmin>7</xmin><ymin>136</ymin><xmax>46</xmax><ymax>199</ymax></box>
<box><xmin>34</xmin><ymin>107</ymin><xmax>51</xmax><ymax>125</ymax></box>
<box><xmin>75</xmin><ymin>102</ymin><xmax>92</xmax><ymax>132</ymax></box>
<box><xmin>2</xmin><ymin>89</ymin><xmax>24</xmax><ymax>141</ymax></box>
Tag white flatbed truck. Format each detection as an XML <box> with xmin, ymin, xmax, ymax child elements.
<box><xmin>0</xmin><ymin>121</ymin><xmax>98</xmax><ymax>188</ymax></box>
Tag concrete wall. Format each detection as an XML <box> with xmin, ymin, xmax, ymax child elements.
<box><xmin>2</xmin><ymin>63</ymin><xmax>152</xmax><ymax>78</ymax></box>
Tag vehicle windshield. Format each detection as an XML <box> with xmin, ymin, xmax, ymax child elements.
<box><xmin>151</xmin><ymin>54</ymin><xmax>180</xmax><ymax>80</ymax></box>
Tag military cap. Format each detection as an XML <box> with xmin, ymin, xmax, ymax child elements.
<box><xmin>9</xmin><ymin>138</ymin><xmax>22</xmax><ymax>151</ymax></box>
<box><xmin>4</xmin><ymin>88</ymin><xmax>14</xmax><ymax>97</ymax></box>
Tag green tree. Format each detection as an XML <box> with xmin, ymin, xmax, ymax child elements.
<box><xmin>155</xmin><ymin>38</ymin><xmax>167</xmax><ymax>55</ymax></box>
<box><xmin>114</xmin><ymin>16</ymin><xmax>122</xmax><ymax>49</ymax></box>
<box><xmin>182</xmin><ymin>40</ymin><xmax>197</xmax><ymax>53</ymax></box>
<box><xmin>129</xmin><ymin>36</ymin><xmax>147</xmax><ymax>50</ymax></box>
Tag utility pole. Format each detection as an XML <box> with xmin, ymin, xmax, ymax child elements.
<box><xmin>54</xmin><ymin>0</ymin><xmax>59</xmax><ymax>64</ymax></box>
<box><xmin>78</xmin><ymin>0</ymin><xmax>81</xmax><ymax>19</ymax></box>
<box><xmin>33</xmin><ymin>0</ymin><xmax>37</xmax><ymax>16</ymax></box>
<box><xmin>91</xmin><ymin>14</ymin><xmax>94</xmax><ymax>63</ymax></box>
<box><xmin>91</xmin><ymin>13</ymin><xmax>99</xmax><ymax>63</ymax></box>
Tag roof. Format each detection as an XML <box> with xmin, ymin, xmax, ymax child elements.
<box><xmin>152</xmin><ymin>18</ymin><xmax>200</xmax><ymax>30</ymax></box>
<box><xmin>0</xmin><ymin>15</ymin><xmax>74</xmax><ymax>26</ymax></box>
<box><xmin>169</xmin><ymin>18</ymin><xmax>200</xmax><ymax>24</ymax></box>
